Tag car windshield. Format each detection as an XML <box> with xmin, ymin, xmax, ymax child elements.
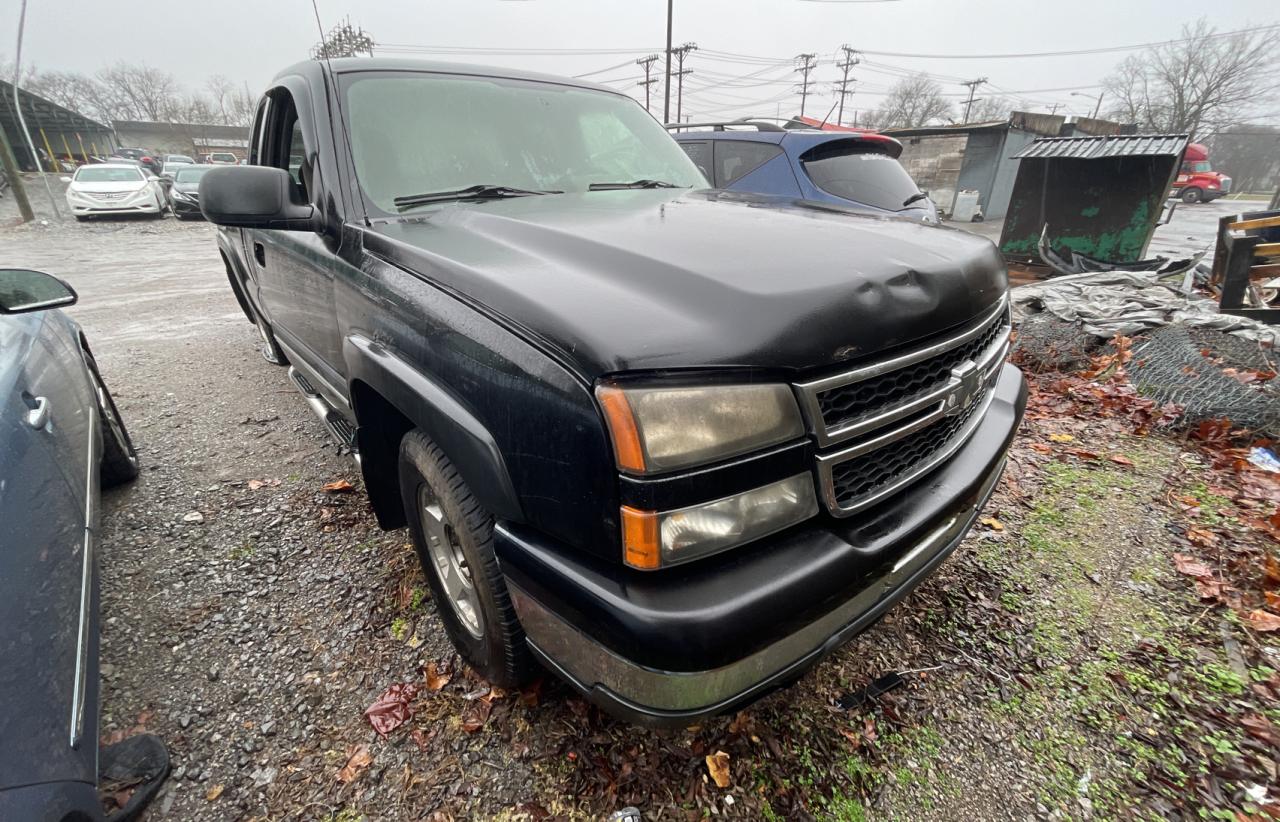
<box><xmin>174</xmin><ymin>166</ymin><xmax>211</xmax><ymax>183</ymax></box>
<box><xmin>342</xmin><ymin>72</ymin><xmax>706</xmax><ymax>213</ymax></box>
<box><xmin>167</xmin><ymin>156</ymin><xmax>194</xmax><ymax>164</ymax></box>
<box><xmin>801</xmin><ymin>143</ymin><xmax>923</xmax><ymax>212</ymax></box>
<box><xmin>76</xmin><ymin>166</ymin><xmax>144</xmax><ymax>183</ymax></box>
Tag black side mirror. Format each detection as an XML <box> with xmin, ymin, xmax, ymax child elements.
<box><xmin>0</xmin><ymin>269</ymin><xmax>78</xmax><ymax>314</ymax></box>
<box><xmin>199</xmin><ymin>166</ymin><xmax>317</xmax><ymax>231</ymax></box>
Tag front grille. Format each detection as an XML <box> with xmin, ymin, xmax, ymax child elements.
<box><xmin>796</xmin><ymin>296</ymin><xmax>1010</xmax><ymax>517</ymax></box>
<box><xmin>816</xmin><ymin>312</ymin><xmax>1007</xmax><ymax>431</ymax></box>
<box><xmin>86</xmin><ymin>191</ymin><xmax>128</xmax><ymax>201</ymax></box>
<box><xmin>828</xmin><ymin>384</ymin><xmax>988</xmax><ymax>509</ymax></box>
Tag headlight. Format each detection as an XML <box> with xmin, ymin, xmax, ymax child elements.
<box><xmin>621</xmin><ymin>474</ymin><xmax>818</xmax><ymax>569</ymax></box>
<box><xmin>596</xmin><ymin>381</ymin><xmax>804</xmax><ymax>475</ymax></box>
<box><xmin>171</xmin><ymin>189</ymin><xmax>192</xmax><ymax>202</ymax></box>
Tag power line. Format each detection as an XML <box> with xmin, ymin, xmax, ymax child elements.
<box><xmin>573</xmin><ymin>59</ymin><xmax>641</xmax><ymax>78</ymax></box>
<box><xmin>855</xmin><ymin>23</ymin><xmax>1280</xmax><ymax>60</ymax></box>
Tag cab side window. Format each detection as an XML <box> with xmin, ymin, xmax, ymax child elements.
<box><xmin>714</xmin><ymin>141</ymin><xmax>783</xmax><ymax>187</ymax></box>
<box><xmin>261</xmin><ymin>91</ymin><xmax>311</xmax><ymax>202</ymax></box>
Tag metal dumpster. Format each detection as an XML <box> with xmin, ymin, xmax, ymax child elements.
<box><xmin>1000</xmin><ymin>133</ymin><xmax>1189</xmax><ymax>264</ymax></box>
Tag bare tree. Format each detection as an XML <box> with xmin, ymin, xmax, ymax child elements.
<box><xmin>967</xmin><ymin>95</ymin><xmax>1013</xmax><ymax>123</ymax></box>
<box><xmin>98</xmin><ymin>63</ymin><xmax>181</xmax><ymax>121</ymax></box>
<box><xmin>1102</xmin><ymin>18</ymin><xmax>1279</xmax><ymax>137</ymax></box>
<box><xmin>861</xmin><ymin>74</ymin><xmax>954</xmax><ymax>129</ymax></box>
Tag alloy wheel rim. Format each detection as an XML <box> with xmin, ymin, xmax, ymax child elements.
<box><xmin>418</xmin><ymin>485</ymin><xmax>483</xmax><ymax>639</ymax></box>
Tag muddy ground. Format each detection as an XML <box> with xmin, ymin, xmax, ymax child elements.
<box><xmin>3</xmin><ymin>190</ymin><xmax>1277</xmax><ymax>821</ymax></box>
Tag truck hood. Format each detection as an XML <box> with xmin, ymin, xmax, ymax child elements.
<box><xmin>363</xmin><ymin>189</ymin><xmax>1007</xmax><ymax>378</ymax></box>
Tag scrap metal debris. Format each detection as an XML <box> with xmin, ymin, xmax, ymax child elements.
<box><xmin>1038</xmin><ymin>225</ymin><xmax>1207</xmax><ymax>280</ymax></box>
<box><xmin>1013</xmin><ymin>269</ymin><xmax>1278</xmax><ymax>345</ymax></box>
<box><xmin>834</xmin><ymin>671</ymin><xmax>905</xmax><ymax>710</ymax></box>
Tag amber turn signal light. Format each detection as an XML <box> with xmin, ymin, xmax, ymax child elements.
<box><xmin>620</xmin><ymin>505</ymin><xmax>660</xmax><ymax>570</ymax></box>
<box><xmin>597</xmin><ymin>384</ymin><xmax>646</xmax><ymax>473</ymax></box>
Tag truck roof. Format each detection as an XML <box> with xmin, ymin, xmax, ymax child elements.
<box><xmin>276</xmin><ymin>57</ymin><xmax>618</xmax><ymax>97</ymax></box>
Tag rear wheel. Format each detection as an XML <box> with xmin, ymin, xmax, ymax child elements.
<box><xmin>398</xmin><ymin>430</ymin><xmax>535</xmax><ymax>688</ymax></box>
<box><xmin>1181</xmin><ymin>187</ymin><xmax>1203</xmax><ymax>204</ymax></box>
<box><xmin>85</xmin><ymin>350</ymin><xmax>139</xmax><ymax>487</ymax></box>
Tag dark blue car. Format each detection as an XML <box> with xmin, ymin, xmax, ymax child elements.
<box><xmin>0</xmin><ymin>269</ymin><xmax>164</xmax><ymax>821</ymax></box>
<box><xmin>669</xmin><ymin>120</ymin><xmax>939</xmax><ymax>224</ymax></box>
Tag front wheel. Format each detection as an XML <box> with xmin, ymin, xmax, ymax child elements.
<box><xmin>1181</xmin><ymin>187</ymin><xmax>1203</xmax><ymax>204</ymax></box>
<box><xmin>398</xmin><ymin>430</ymin><xmax>535</xmax><ymax>688</ymax></box>
<box><xmin>85</xmin><ymin>350</ymin><xmax>140</xmax><ymax>487</ymax></box>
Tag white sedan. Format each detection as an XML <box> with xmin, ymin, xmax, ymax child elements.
<box><xmin>62</xmin><ymin>164</ymin><xmax>167</xmax><ymax>220</ymax></box>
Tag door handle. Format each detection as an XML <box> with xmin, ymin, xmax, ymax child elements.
<box><xmin>253</xmin><ymin>242</ymin><xmax>266</xmax><ymax>267</ymax></box>
<box><xmin>25</xmin><ymin>396</ymin><xmax>50</xmax><ymax>429</ymax></box>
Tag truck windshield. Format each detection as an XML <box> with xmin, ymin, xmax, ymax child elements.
<box><xmin>342</xmin><ymin>72</ymin><xmax>707</xmax><ymax>214</ymax></box>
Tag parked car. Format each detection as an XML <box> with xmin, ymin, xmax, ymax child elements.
<box><xmin>204</xmin><ymin>152</ymin><xmax>239</xmax><ymax>165</ymax></box>
<box><xmin>160</xmin><ymin>154</ymin><xmax>196</xmax><ymax>178</ymax></box>
<box><xmin>0</xmin><ymin>268</ymin><xmax>150</xmax><ymax>820</ymax></box>
<box><xmin>670</xmin><ymin>120</ymin><xmax>939</xmax><ymax>223</ymax></box>
<box><xmin>109</xmin><ymin>148</ymin><xmax>162</xmax><ymax>176</ymax></box>
<box><xmin>63</xmin><ymin>164</ymin><xmax>168</xmax><ymax>221</ymax></box>
<box><xmin>200</xmin><ymin>58</ymin><xmax>1024</xmax><ymax>725</ymax></box>
<box><xmin>168</xmin><ymin>165</ymin><xmax>212</xmax><ymax>219</ymax></box>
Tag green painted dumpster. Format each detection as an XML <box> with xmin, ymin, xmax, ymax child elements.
<box><xmin>999</xmin><ymin>133</ymin><xmax>1189</xmax><ymax>264</ymax></box>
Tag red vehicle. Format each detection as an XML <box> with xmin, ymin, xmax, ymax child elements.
<box><xmin>1172</xmin><ymin>143</ymin><xmax>1231</xmax><ymax>204</ymax></box>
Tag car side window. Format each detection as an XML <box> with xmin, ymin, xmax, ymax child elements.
<box><xmin>678</xmin><ymin>141</ymin><xmax>712</xmax><ymax>182</ymax></box>
<box><xmin>714</xmin><ymin>141</ymin><xmax>783</xmax><ymax>187</ymax></box>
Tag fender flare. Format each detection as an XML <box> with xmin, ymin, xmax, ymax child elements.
<box><xmin>344</xmin><ymin>333</ymin><xmax>523</xmax><ymax>523</ymax></box>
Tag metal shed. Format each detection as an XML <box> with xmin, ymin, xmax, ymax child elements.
<box><xmin>0</xmin><ymin>79</ymin><xmax>115</xmax><ymax>170</ymax></box>
<box><xmin>999</xmin><ymin>133</ymin><xmax>1189</xmax><ymax>264</ymax></box>
<box><xmin>884</xmin><ymin>112</ymin><xmax>1064</xmax><ymax>221</ymax></box>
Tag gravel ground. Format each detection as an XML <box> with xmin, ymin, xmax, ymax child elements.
<box><xmin>3</xmin><ymin>184</ymin><xmax>1273</xmax><ymax>821</ymax></box>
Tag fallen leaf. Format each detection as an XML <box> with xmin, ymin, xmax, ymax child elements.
<box><xmin>410</xmin><ymin>728</ymin><xmax>431</xmax><ymax>752</ymax></box>
<box><xmin>1029</xmin><ymin>442</ymin><xmax>1053</xmax><ymax>454</ymax></box>
<box><xmin>1239</xmin><ymin>713</ymin><xmax>1280</xmax><ymax>747</ymax></box>
<box><xmin>980</xmin><ymin>516</ymin><xmax>1004</xmax><ymax>531</ymax></box>
<box><xmin>364</xmin><ymin>682</ymin><xmax>420</xmax><ymax>736</ymax></box>
<box><xmin>1245</xmin><ymin>609</ymin><xmax>1280</xmax><ymax>632</ymax></box>
<box><xmin>705</xmin><ymin>750</ymin><xmax>731</xmax><ymax>788</ymax></box>
<box><xmin>1266</xmin><ymin>591</ymin><xmax>1280</xmax><ymax>610</ymax></box>
<box><xmin>1194</xmin><ymin>577</ymin><xmax>1225</xmax><ymax>602</ymax></box>
<box><xmin>519</xmin><ymin>678</ymin><xmax>543</xmax><ymax>708</ymax></box>
<box><xmin>182</xmin><ymin>511</ymin><xmax>204</xmax><ymax>523</ymax></box>
<box><xmin>1186</xmin><ymin>526</ymin><xmax>1220</xmax><ymax>548</ymax></box>
<box><xmin>1108</xmin><ymin>455</ymin><xmax>1135</xmax><ymax>467</ymax></box>
<box><xmin>205</xmin><ymin>784</ymin><xmax>224</xmax><ymax>801</ymax></box>
<box><xmin>322</xmin><ymin>479</ymin><xmax>356</xmax><ymax>494</ymax></box>
<box><xmin>1066</xmin><ymin>449</ymin><xmax>1101</xmax><ymax>461</ymax></box>
<box><xmin>247</xmin><ymin>478</ymin><xmax>280</xmax><ymax>490</ymax></box>
<box><xmin>1049</xmin><ymin>433</ymin><xmax>1075</xmax><ymax>443</ymax></box>
<box><xmin>836</xmin><ymin>726</ymin><xmax>862</xmax><ymax>748</ymax></box>
<box><xmin>1172</xmin><ymin>553</ymin><xmax>1214</xmax><ymax>579</ymax></box>
<box><xmin>460</xmin><ymin>698</ymin><xmax>492</xmax><ymax>733</ymax></box>
<box><xmin>337</xmin><ymin>744</ymin><xmax>373</xmax><ymax>783</ymax></box>
<box><xmin>425</xmin><ymin>661</ymin><xmax>453</xmax><ymax>691</ymax></box>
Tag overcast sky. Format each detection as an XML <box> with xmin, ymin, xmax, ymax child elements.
<box><xmin>3</xmin><ymin>0</ymin><xmax>1277</xmax><ymax>123</ymax></box>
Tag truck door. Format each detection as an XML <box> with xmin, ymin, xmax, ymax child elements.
<box><xmin>251</xmin><ymin>88</ymin><xmax>347</xmax><ymax>398</ymax></box>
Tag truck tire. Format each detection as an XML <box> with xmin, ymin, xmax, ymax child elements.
<box><xmin>86</xmin><ymin>350</ymin><xmax>140</xmax><ymax>487</ymax></box>
<box><xmin>1181</xmin><ymin>187</ymin><xmax>1203</xmax><ymax>204</ymax></box>
<box><xmin>398</xmin><ymin>429</ymin><xmax>535</xmax><ymax>688</ymax></box>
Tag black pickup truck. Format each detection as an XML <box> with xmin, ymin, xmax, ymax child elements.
<box><xmin>201</xmin><ymin>58</ymin><xmax>1025</xmax><ymax>725</ymax></box>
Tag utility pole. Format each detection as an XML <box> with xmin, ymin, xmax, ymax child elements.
<box><xmin>1071</xmin><ymin>91</ymin><xmax>1105</xmax><ymax>119</ymax></box>
<box><xmin>1048</xmin><ymin>102</ymin><xmax>1062</xmax><ymax>115</ymax></box>
<box><xmin>0</xmin><ymin>129</ymin><xmax>35</xmax><ymax>222</ymax></box>
<box><xmin>671</xmin><ymin>43</ymin><xmax>696</xmax><ymax>123</ymax></box>
<box><xmin>636</xmin><ymin>54</ymin><xmax>659</xmax><ymax>113</ymax></box>
<box><xmin>794</xmin><ymin>53</ymin><xmax>818</xmax><ymax>119</ymax></box>
<box><xmin>12</xmin><ymin>0</ymin><xmax>61</xmax><ymax>220</ymax></box>
<box><xmin>834</xmin><ymin>45</ymin><xmax>859</xmax><ymax>127</ymax></box>
<box><xmin>662</xmin><ymin>0</ymin><xmax>673</xmax><ymax>124</ymax></box>
<box><xmin>961</xmin><ymin>76</ymin><xmax>988</xmax><ymax>123</ymax></box>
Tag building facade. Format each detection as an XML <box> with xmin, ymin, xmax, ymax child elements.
<box><xmin>112</xmin><ymin>121</ymin><xmax>250</xmax><ymax>161</ymax></box>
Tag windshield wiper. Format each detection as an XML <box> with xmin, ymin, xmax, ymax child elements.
<box><xmin>587</xmin><ymin>179</ymin><xmax>684</xmax><ymax>191</ymax></box>
<box><xmin>902</xmin><ymin>192</ymin><xmax>930</xmax><ymax>207</ymax></box>
<box><xmin>394</xmin><ymin>184</ymin><xmax>561</xmax><ymax>211</ymax></box>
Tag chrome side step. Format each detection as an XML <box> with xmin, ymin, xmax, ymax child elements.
<box><xmin>288</xmin><ymin>366</ymin><xmax>359</xmax><ymax>456</ymax></box>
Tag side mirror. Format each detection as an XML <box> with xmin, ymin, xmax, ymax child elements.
<box><xmin>0</xmin><ymin>269</ymin><xmax>78</xmax><ymax>314</ymax></box>
<box><xmin>199</xmin><ymin>166</ymin><xmax>316</xmax><ymax>231</ymax></box>
<box><xmin>60</xmin><ymin>176</ymin><xmax>72</xmax><ymax>183</ymax></box>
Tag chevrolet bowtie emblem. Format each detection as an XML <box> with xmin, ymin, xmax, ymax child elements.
<box><xmin>944</xmin><ymin>361</ymin><xmax>982</xmax><ymax>416</ymax></box>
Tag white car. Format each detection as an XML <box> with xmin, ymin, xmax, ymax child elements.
<box><xmin>62</xmin><ymin>164</ymin><xmax>167</xmax><ymax>220</ymax></box>
<box><xmin>161</xmin><ymin>154</ymin><xmax>196</xmax><ymax>178</ymax></box>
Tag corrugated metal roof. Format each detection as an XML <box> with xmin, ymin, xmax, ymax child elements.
<box><xmin>1013</xmin><ymin>133</ymin><xmax>1189</xmax><ymax>160</ymax></box>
